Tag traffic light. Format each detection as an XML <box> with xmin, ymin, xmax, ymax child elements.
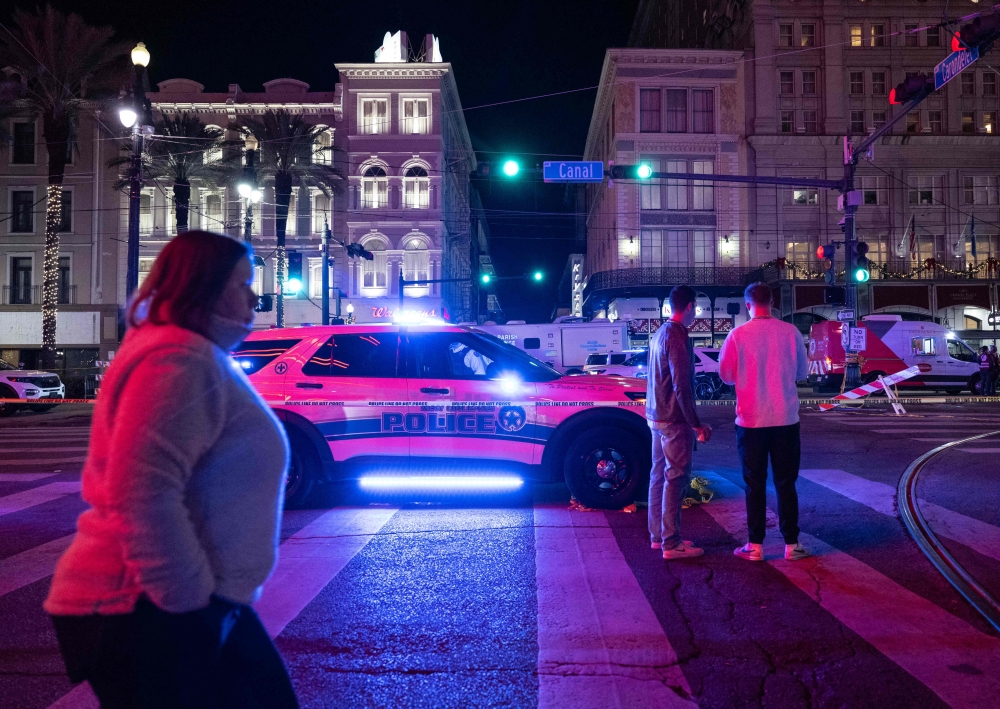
<box><xmin>609</xmin><ymin>164</ymin><xmax>655</xmax><ymax>180</ymax></box>
<box><xmin>532</xmin><ymin>271</ymin><xmax>543</xmax><ymax>282</ymax></box>
<box><xmin>254</xmin><ymin>294</ymin><xmax>273</xmax><ymax>313</ymax></box>
<box><xmin>853</xmin><ymin>241</ymin><xmax>871</xmax><ymax>283</ymax></box>
<box><xmin>286</xmin><ymin>252</ymin><xmax>303</xmax><ymax>295</ymax></box>
<box><xmin>952</xmin><ymin>14</ymin><xmax>1000</xmax><ymax>51</ymax></box>
<box><xmin>889</xmin><ymin>73</ymin><xmax>934</xmax><ymax>104</ymax></box>
<box><xmin>345</xmin><ymin>243</ymin><xmax>374</xmax><ymax>260</ymax></box>
<box><xmin>480</xmin><ymin>273</ymin><xmax>492</xmax><ymax>284</ymax></box>
<box><xmin>502</xmin><ymin>159</ymin><xmax>520</xmax><ymax>177</ymax></box>
<box><xmin>817</xmin><ymin>244</ymin><xmax>837</xmax><ymax>285</ymax></box>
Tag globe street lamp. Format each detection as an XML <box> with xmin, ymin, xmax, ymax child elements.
<box><xmin>123</xmin><ymin>42</ymin><xmax>152</xmax><ymax>300</ymax></box>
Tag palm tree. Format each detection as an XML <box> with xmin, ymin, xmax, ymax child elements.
<box><xmin>0</xmin><ymin>5</ymin><xmax>130</xmax><ymax>366</ymax></box>
<box><xmin>110</xmin><ymin>112</ymin><xmax>237</xmax><ymax>232</ymax></box>
<box><xmin>237</xmin><ymin>110</ymin><xmax>344</xmax><ymax>326</ymax></box>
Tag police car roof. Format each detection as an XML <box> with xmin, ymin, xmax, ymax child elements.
<box><xmin>245</xmin><ymin>323</ymin><xmax>471</xmax><ymax>339</ymax></box>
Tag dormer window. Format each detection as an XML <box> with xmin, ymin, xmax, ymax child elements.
<box><xmin>361</xmin><ymin>166</ymin><xmax>388</xmax><ymax>208</ymax></box>
<box><xmin>403</xmin><ymin>166</ymin><xmax>429</xmax><ymax>208</ymax></box>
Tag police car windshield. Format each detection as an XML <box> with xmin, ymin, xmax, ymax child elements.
<box><xmin>468</xmin><ymin>331</ymin><xmax>562</xmax><ymax>381</ymax></box>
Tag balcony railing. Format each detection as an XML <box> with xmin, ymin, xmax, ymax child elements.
<box><xmin>1</xmin><ymin>285</ymin><xmax>77</xmax><ymax>305</ymax></box>
<box><xmin>584</xmin><ymin>267</ymin><xmax>764</xmax><ymax>299</ymax></box>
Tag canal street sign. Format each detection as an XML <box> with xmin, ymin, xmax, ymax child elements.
<box><xmin>934</xmin><ymin>46</ymin><xmax>979</xmax><ymax>90</ymax></box>
<box><xmin>542</xmin><ymin>161</ymin><xmax>604</xmax><ymax>183</ymax></box>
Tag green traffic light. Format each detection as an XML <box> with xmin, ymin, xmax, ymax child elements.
<box><xmin>502</xmin><ymin>159</ymin><xmax>520</xmax><ymax>177</ymax></box>
<box><xmin>636</xmin><ymin>163</ymin><xmax>653</xmax><ymax>179</ymax></box>
<box><xmin>854</xmin><ymin>268</ymin><xmax>870</xmax><ymax>283</ymax></box>
<box><xmin>481</xmin><ymin>273</ymin><xmax>491</xmax><ymax>284</ymax></box>
<box><xmin>532</xmin><ymin>271</ymin><xmax>543</xmax><ymax>281</ymax></box>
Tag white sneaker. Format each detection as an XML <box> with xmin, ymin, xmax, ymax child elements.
<box><xmin>785</xmin><ymin>543</ymin><xmax>810</xmax><ymax>561</ymax></box>
<box><xmin>734</xmin><ymin>543</ymin><xmax>764</xmax><ymax>561</ymax></box>
<box><xmin>652</xmin><ymin>540</ymin><xmax>692</xmax><ymax>550</ymax></box>
<box><xmin>662</xmin><ymin>542</ymin><xmax>704</xmax><ymax>560</ymax></box>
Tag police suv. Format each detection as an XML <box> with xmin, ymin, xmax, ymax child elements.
<box><xmin>235</xmin><ymin>324</ymin><xmax>650</xmax><ymax>509</ymax></box>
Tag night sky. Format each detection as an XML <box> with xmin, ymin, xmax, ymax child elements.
<box><xmin>3</xmin><ymin>0</ymin><xmax>639</xmax><ymax>322</ymax></box>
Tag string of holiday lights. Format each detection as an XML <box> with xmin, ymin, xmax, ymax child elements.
<box><xmin>41</xmin><ymin>184</ymin><xmax>63</xmax><ymax>357</ymax></box>
<box><xmin>761</xmin><ymin>257</ymin><xmax>1000</xmax><ymax>280</ymax></box>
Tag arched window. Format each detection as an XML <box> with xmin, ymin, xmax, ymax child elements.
<box><xmin>361</xmin><ymin>240</ymin><xmax>388</xmax><ymax>289</ymax></box>
<box><xmin>313</xmin><ymin>127</ymin><xmax>332</xmax><ymax>165</ymax></box>
<box><xmin>361</xmin><ymin>166</ymin><xmax>388</xmax><ymax>209</ymax></box>
<box><xmin>204</xmin><ymin>125</ymin><xmax>224</xmax><ymax>163</ymax></box>
<box><xmin>403</xmin><ymin>237</ymin><xmax>430</xmax><ymax>284</ymax></box>
<box><xmin>402</xmin><ymin>166</ymin><xmax>429</xmax><ymax>209</ymax></box>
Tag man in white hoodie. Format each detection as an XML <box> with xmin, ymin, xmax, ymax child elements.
<box><xmin>719</xmin><ymin>282</ymin><xmax>810</xmax><ymax>562</ymax></box>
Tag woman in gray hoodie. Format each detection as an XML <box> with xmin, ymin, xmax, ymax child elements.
<box><xmin>45</xmin><ymin>231</ymin><xmax>297</xmax><ymax>708</ymax></box>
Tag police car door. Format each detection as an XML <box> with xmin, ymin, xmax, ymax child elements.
<box><xmin>405</xmin><ymin>330</ymin><xmax>536</xmax><ymax>465</ymax></box>
<box><xmin>286</xmin><ymin>329</ymin><xmax>407</xmax><ymax>462</ymax></box>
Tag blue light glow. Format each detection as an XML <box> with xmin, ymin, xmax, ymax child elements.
<box><xmin>359</xmin><ymin>475</ymin><xmax>524</xmax><ymax>491</ymax></box>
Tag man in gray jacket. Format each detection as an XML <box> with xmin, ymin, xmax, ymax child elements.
<box><xmin>646</xmin><ymin>285</ymin><xmax>712</xmax><ymax>560</ymax></box>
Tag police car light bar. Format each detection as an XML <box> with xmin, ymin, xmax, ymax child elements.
<box><xmin>358</xmin><ymin>475</ymin><xmax>525</xmax><ymax>491</ymax></box>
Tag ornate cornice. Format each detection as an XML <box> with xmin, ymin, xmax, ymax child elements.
<box><xmin>337</xmin><ymin>65</ymin><xmax>450</xmax><ymax>80</ymax></box>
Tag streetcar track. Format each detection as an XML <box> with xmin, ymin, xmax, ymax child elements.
<box><xmin>898</xmin><ymin>430</ymin><xmax>1000</xmax><ymax>634</ymax></box>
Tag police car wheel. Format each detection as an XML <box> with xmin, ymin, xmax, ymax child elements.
<box><xmin>284</xmin><ymin>428</ymin><xmax>319</xmax><ymax>509</ymax></box>
<box><xmin>563</xmin><ymin>426</ymin><xmax>643</xmax><ymax>510</ymax></box>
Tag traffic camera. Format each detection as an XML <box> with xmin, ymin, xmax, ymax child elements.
<box><xmin>952</xmin><ymin>14</ymin><xmax>1000</xmax><ymax>51</ymax></box>
<box><xmin>853</xmin><ymin>242</ymin><xmax>871</xmax><ymax>283</ymax></box>
<box><xmin>889</xmin><ymin>74</ymin><xmax>934</xmax><ymax>104</ymax></box>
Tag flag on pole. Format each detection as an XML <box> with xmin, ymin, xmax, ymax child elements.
<box><xmin>971</xmin><ymin>215</ymin><xmax>977</xmax><ymax>259</ymax></box>
<box><xmin>896</xmin><ymin>214</ymin><xmax>914</xmax><ymax>257</ymax></box>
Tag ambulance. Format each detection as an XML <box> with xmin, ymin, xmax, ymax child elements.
<box><xmin>234</xmin><ymin>323</ymin><xmax>650</xmax><ymax>510</ymax></box>
<box><xmin>473</xmin><ymin>319</ymin><xmax>626</xmax><ymax>374</ymax></box>
<box><xmin>806</xmin><ymin>315</ymin><xmax>982</xmax><ymax>393</ymax></box>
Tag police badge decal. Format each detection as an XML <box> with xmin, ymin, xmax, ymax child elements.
<box><xmin>496</xmin><ymin>406</ymin><xmax>527</xmax><ymax>432</ymax></box>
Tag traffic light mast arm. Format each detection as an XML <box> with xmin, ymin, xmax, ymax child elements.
<box><xmin>620</xmin><ymin>170</ymin><xmax>844</xmax><ymax>191</ymax></box>
<box><xmin>851</xmin><ymin>93</ymin><xmax>928</xmax><ymax>164</ymax></box>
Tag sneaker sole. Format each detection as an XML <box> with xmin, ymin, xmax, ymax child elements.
<box><xmin>734</xmin><ymin>550</ymin><xmax>764</xmax><ymax>562</ymax></box>
<box><xmin>663</xmin><ymin>550</ymin><xmax>704</xmax><ymax>560</ymax></box>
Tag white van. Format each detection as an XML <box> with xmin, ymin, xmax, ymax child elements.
<box><xmin>473</xmin><ymin>320</ymin><xmax>626</xmax><ymax>374</ymax></box>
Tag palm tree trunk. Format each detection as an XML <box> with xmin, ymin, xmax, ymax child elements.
<box><xmin>173</xmin><ymin>182</ymin><xmax>191</xmax><ymax>232</ymax></box>
<box><xmin>274</xmin><ymin>173</ymin><xmax>293</xmax><ymax>328</ymax></box>
<box><xmin>41</xmin><ymin>116</ymin><xmax>71</xmax><ymax>369</ymax></box>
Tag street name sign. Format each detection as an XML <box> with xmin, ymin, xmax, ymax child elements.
<box><xmin>543</xmin><ymin>161</ymin><xmax>604</xmax><ymax>183</ymax></box>
<box><xmin>837</xmin><ymin>309</ymin><xmax>855</xmax><ymax>322</ymax></box>
<box><xmin>935</xmin><ymin>46</ymin><xmax>979</xmax><ymax>90</ymax></box>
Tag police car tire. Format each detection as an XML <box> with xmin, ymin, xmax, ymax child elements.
<box><xmin>563</xmin><ymin>426</ymin><xmax>644</xmax><ymax>510</ymax></box>
<box><xmin>284</xmin><ymin>427</ymin><xmax>319</xmax><ymax>509</ymax></box>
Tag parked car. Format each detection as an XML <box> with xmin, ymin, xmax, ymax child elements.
<box><xmin>0</xmin><ymin>360</ymin><xmax>65</xmax><ymax>416</ymax></box>
<box><xmin>582</xmin><ymin>348</ymin><xmax>721</xmax><ymax>380</ymax></box>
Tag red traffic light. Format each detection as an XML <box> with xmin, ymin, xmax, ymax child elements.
<box><xmin>952</xmin><ymin>15</ymin><xmax>1000</xmax><ymax>52</ymax></box>
<box><xmin>817</xmin><ymin>244</ymin><xmax>836</xmax><ymax>260</ymax></box>
<box><xmin>889</xmin><ymin>74</ymin><xmax>934</xmax><ymax>105</ymax></box>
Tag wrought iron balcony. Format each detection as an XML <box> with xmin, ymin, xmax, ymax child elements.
<box><xmin>2</xmin><ymin>285</ymin><xmax>77</xmax><ymax>305</ymax></box>
<box><xmin>584</xmin><ymin>267</ymin><xmax>768</xmax><ymax>300</ymax></box>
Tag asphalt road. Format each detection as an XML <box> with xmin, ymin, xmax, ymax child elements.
<box><xmin>1</xmin><ymin>401</ymin><xmax>998</xmax><ymax>708</ymax></box>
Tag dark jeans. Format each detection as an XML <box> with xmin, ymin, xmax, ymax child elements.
<box><xmin>51</xmin><ymin>596</ymin><xmax>298</xmax><ymax>709</ymax></box>
<box><xmin>735</xmin><ymin>423</ymin><xmax>801</xmax><ymax>545</ymax></box>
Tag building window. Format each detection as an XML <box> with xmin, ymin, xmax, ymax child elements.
<box><xmin>781</xmin><ymin>111</ymin><xmax>794</xmax><ymax>134</ymax></box>
<box><xmin>692</xmin><ymin>161</ymin><xmax>714</xmax><ymax>210</ymax></box>
<box><xmin>872</xmin><ymin>111</ymin><xmax>887</xmax><ymax>129</ymax></box>
<box><xmin>252</xmin><ymin>263</ymin><xmax>263</xmax><ymax>295</ymax></box>
<box><xmin>665</xmin><ymin>89</ymin><xmax>687</xmax><ymax>132</ymax></box>
<box><xmin>909</xmin><ymin>176</ymin><xmax>943</xmax><ymax>205</ymax></box>
<box><xmin>802</xmin><ymin>70</ymin><xmax>817</xmax><ymax>95</ymax></box>
<box><xmin>984</xmin><ymin>72</ymin><xmax>997</xmax><ymax>96</ymax></box>
<box><xmin>792</xmin><ymin>188</ymin><xmax>818</xmax><ymax>206</ymax></box>
<box><xmin>801</xmin><ymin>24</ymin><xmax>816</xmax><ymax>47</ymax></box>
<box><xmin>849</xmin><ymin>24</ymin><xmax>862</xmax><ymax>47</ymax></box>
<box><xmin>139</xmin><ymin>192</ymin><xmax>153</xmax><ymax>234</ymax></box>
<box><xmin>779</xmin><ymin>24</ymin><xmax>794</xmax><ymax>48</ymax></box>
<box><xmin>781</xmin><ymin>71</ymin><xmax>795</xmax><ymax>95</ymax></box>
<box><xmin>401</xmin><ymin>98</ymin><xmax>430</xmax><ymax>134</ymax></box>
<box><xmin>803</xmin><ymin>110</ymin><xmax>818</xmax><ymax>133</ymax></box>
<box><xmin>870</xmin><ymin>24</ymin><xmax>885</xmax><ymax>47</ymax></box>
<box><xmin>906</xmin><ymin>112</ymin><xmax>919</xmax><ymax>133</ymax></box>
<box><xmin>964</xmin><ymin>176</ymin><xmax>999</xmax><ymax>205</ymax></box>
<box><xmin>361</xmin><ymin>241</ymin><xmax>388</xmax><ymax>289</ymax></box>
<box><xmin>871</xmin><ymin>71</ymin><xmax>887</xmax><ymax>95</ymax></box>
<box><xmin>639</xmin><ymin>89</ymin><xmax>661</xmax><ymax>132</ymax></box>
<box><xmin>639</xmin><ymin>230</ymin><xmax>662</xmax><ymax>268</ymax></box>
<box><xmin>692</xmin><ymin>89</ymin><xmax>714</xmax><ymax>133</ymax></box>
<box><xmin>10</xmin><ymin>257</ymin><xmax>32</xmax><ymax>304</ymax></box>
<box><xmin>849</xmin><ymin>71</ymin><xmax>864</xmax><ymax>95</ymax></box>
<box><xmin>962</xmin><ymin>112</ymin><xmax>976</xmax><ymax>134</ymax></box>
<box><xmin>860</xmin><ymin>176</ymin><xmax>887</xmax><ymax>205</ymax></box>
<box><xmin>361</xmin><ymin>166</ymin><xmax>388</xmax><ymax>208</ymax></box>
<box><xmin>666</xmin><ymin>230</ymin><xmax>690</xmax><ymax>266</ymax></box>
<box><xmin>962</xmin><ymin>73</ymin><xmax>976</xmax><ymax>96</ymax></box>
<box><xmin>402</xmin><ymin>166</ymin><xmax>430</xmax><ymax>208</ymax></box>
<box><xmin>137</xmin><ymin>258</ymin><xmax>155</xmax><ymax>288</ymax></box>
<box><xmin>984</xmin><ymin>111</ymin><xmax>997</xmax><ymax>134</ymax></box>
<box><xmin>665</xmin><ymin>161</ymin><xmax>687</xmax><ymax>210</ymax></box>
<box><xmin>58</xmin><ymin>190</ymin><xmax>72</xmax><ymax>232</ymax></box>
<box><xmin>308</xmin><ymin>257</ymin><xmax>325</xmax><ymax>299</ymax></box>
<box><xmin>313</xmin><ymin>193</ymin><xmax>330</xmax><ymax>234</ymax></box>
<box><xmin>204</xmin><ymin>125</ymin><xmax>224</xmax><ymax>163</ymax></box>
<box><xmin>403</xmin><ymin>238</ymin><xmax>430</xmax><ymax>284</ymax></box>
<box><xmin>360</xmin><ymin>98</ymin><xmax>389</xmax><ymax>134</ymax></box>
<box><xmin>693</xmin><ymin>231</ymin><xmax>715</xmax><ymax>267</ymax></box>
<box><xmin>618</xmin><ymin>235</ymin><xmax>639</xmax><ymax>268</ymax></box>
<box><xmin>850</xmin><ymin>111</ymin><xmax>866</xmax><ymax>134</ymax></box>
<box><xmin>204</xmin><ymin>193</ymin><xmax>222</xmax><ymax>230</ymax></box>
<box><xmin>12</xmin><ymin>122</ymin><xmax>35</xmax><ymax>164</ymax></box>
<box><xmin>57</xmin><ymin>256</ymin><xmax>71</xmax><ymax>304</ymax></box>
<box><xmin>904</xmin><ymin>24</ymin><xmax>919</xmax><ymax>47</ymax></box>
<box><xmin>928</xmin><ymin>111</ymin><xmax>944</xmax><ymax>134</ymax></box>
<box><xmin>926</xmin><ymin>26</ymin><xmax>941</xmax><ymax>47</ymax></box>
<box><xmin>313</xmin><ymin>128</ymin><xmax>333</xmax><ymax>165</ymax></box>
<box><xmin>11</xmin><ymin>190</ymin><xmax>35</xmax><ymax>232</ymax></box>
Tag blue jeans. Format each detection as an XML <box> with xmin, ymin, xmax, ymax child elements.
<box><xmin>648</xmin><ymin>424</ymin><xmax>694</xmax><ymax>549</ymax></box>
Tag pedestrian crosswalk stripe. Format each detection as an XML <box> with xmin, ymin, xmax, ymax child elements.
<box><xmin>0</xmin><ymin>473</ymin><xmax>58</xmax><ymax>482</ymax></box>
<box><xmin>699</xmin><ymin>471</ymin><xmax>1000</xmax><ymax>707</ymax></box>
<box><xmin>0</xmin><ymin>457</ymin><xmax>86</xmax><ymax>467</ymax></box>
<box><xmin>2</xmin><ymin>447</ymin><xmax>88</xmax><ymax>454</ymax></box>
<box><xmin>0</xmin><ymin>482</ymin><xmax>81</xmax><ymax>517</ymax></box>
<box><xmin>0</xmin><ymin>534</ymin><xmax>74</xmax><ymax>598</ymax></box>
<box><xmin>533</xmin><ymin>506</ymin><xmax>695</xmax><ymax>708</ymax></box>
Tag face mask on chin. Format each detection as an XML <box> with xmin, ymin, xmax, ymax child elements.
<box><xmin>206</xmin><ymin>312</ymin><xmax>254</xmax><ymax>351</ymax></box>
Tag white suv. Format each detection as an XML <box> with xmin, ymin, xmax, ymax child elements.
<box><xmin>582</xmin><ymin>348</ymin><xmax>721</xmax><ymax>379</ymax></box>
<box><xmin>235</xmin><ymin>324</ymin><xmax>651</xmax><ymax>510</ymax></box>
<box><xmin>0</xmin><ymin>360</ymin><xmax>65</xmax><ymax>416</ymax></box>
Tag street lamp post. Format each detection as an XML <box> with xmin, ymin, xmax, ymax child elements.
<box><xmin>120</xmin><ymin>42</ymin><xmax>151</xmax><ymax>300</ymax></box>
<box><xmin>237</xmin><ymin>136</ymin><xmax>262</xmax><ymax>243</ymax></box>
